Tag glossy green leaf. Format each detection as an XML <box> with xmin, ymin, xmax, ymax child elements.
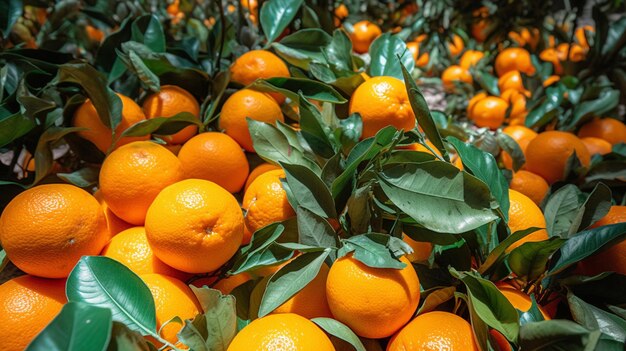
<box><xmin>66</xmin><ymin>256</ymin><xmax>157</xmax><ymax>336</ymax></box>
<box><xmin>282</xmin><ymin>163</ymin><xmax>336</xmax><ymax>219</ymax></box>
<box><xmin>508</xmin><ymin>238</ymin><xmax>566</xmax><ymax>282</ymax></box>
<box><xmin>519</xmin><ymin>320</ymin><xmax>601</xmax><ymax>351</ymax></box>
<box><xmin>338</xmin><ymin>234</ymin><xmax>408</xmax><ymax>269</ymax></box>
<box><xmin>567</xmin><ymin>89</ymin><xmax>619</xmax><ymax>130</ymax></box>
<box><xmin>259</xmin><ymin>250</ymin><xmax>330</xmax><ymax>317</ymax></box>
<box><xmin>312</xmin><ymin>318</ymin><xmax>366</xmax><ymax>351</ymax></box>
<box><xmin>496</xmin><ymin>132</ymin><xmax>525</xmax><ymax>172</ymax></box>
<box><xmin>474</xmin><ymin>70</ymin><xmax>500</xmax><ymax>96</ymax></box>
<box><xmin>272</xmin><ymin>29</ymin><xmax>332</xmax><ymax>69</ymax></box>
<box><xmin>121</xmin><ymin>112</ymin><xmax>201</xmax><ymax>137</ymax></box>
<box><xmin>448</xmin><ymin>136</ymin><xmax>509</xmax><ymax>220</ymax></box>
<box><xmin>324</xmin><ymin>29</ymin><xmax>353</xmax><ymax>72</ymax></box>
<box><xmin>525</xmin><ymin>85</ymin><xmax>564</xmax><ymax>129</ymax></box>
<box><xmin>416</xmin><ymin>286</ymin><xmax>456</xmax><ymax>315</ymax></box>
<box><xmin>568</xmin><ymin>292</ymin><xmax>626</xmax><ymax>344</ymax></box>
<box><xmin>127</xmin><ymin>51</ymin><xmax>160</xmax><ymax>91</ymax></box>
<box><xmin>230</xmin><ymin>223</ymin><xmax>295</xmax><ymax>274</ymax></box>
<box><xmin>0</xmin><ymin>0</ymin><xmax>22</xmax><ymax>36</ymax></box>
<box><xmin>367</xmin><ymin>33</ymin><xmax>414</xmax><ymax>79</ymax></box>
<box><xmin>478</xmin><ymin>227</ymin><xmax>541</xmax><ymax>275</ymax></box>
<box><xmin>544</xmin><ymin>185</ymin><xmax>583</xmax><ymax>238</ymax></box>
<box><xmin>379</xmin><ymin>162</ymin><xmax>499</xmax><ymax>233</ymax></box>
<box><xmin>57</xmin><ymin>167</ymin><xmax>100</xmax><ymax>188</ymax></box>
<box><xmin>131</xmin><ymin>15</ymin><xmax>165</xmax><ymax>52</ymax></box>
<box><xmin>34</xmin><ymin>127</ymin><xmax>85</xmax><ymax>185</ymax></box>
<box><xmin>260</xmin><ymin>0</ymin><xmax>304</xmax><ymax>44</ymax></box>
<box><xmin>249</xmin><ymin>77</ymin><xmax>346</xmax><ymax>104</ymax></box>
<box><xmin>578</xmin><ymin>183</ymin><xmax>613</xmax><ymax>231</ymax></box>
<box><xmin>26</xmin><ymin>302</ymin><xmax>112</xmax><ymax>351</ymax></box>
<box><xmin>296</xmin><ymin>206</ymin><xmax>338</xmax><ymax>251</ymax></box>
<box><xmin>0</xmin><ymin>112</ymin><xmax>36</xmax><ymax>148</ymax></box>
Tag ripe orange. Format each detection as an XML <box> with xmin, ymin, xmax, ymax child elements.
<box><xmin>213</xmin><ymin>273</ymin><xmax>252</xmax><ymax>294</ymax></box>
<box><xmin>441</xmin><ymin>65</ymin><xmax>473</xmax><ymax>91</ymax></box>
<box><xmin>250</xmin><ymin>263</ymin><xmax>332</xmax><ymax>319</ymax></box>
<box><xmin>93</xmin><ymin>190</ymin><xmax>133</xmax><ymax>237</ymax></box>
<box><xmin>145</xmin><ymin>179</ymin><xmax>244</xmax><ymax>273</ymax></box>
<box><xmin>242</xmin><ymin>169</ymin><xmax>295</xmax><ymax>244</ymax></box>
<box><xmin>73</xmin><ymin>93</ymin><xmax>149</xmax><ymax>153</ymax></box>
<box><xmin>500</xmin><ymin>125</ymin><xmax>537</xmax><ymax>169</ymax></box>
<box><xmin>142</xmin><ymin>85</ymin><xmax>200</xmax><ymax>145</ymax></box>
<box><xmin>101</xmin><ymin>227</ymin><xmax>190</xmax><ymax>281</ymax></box>
<box><xmin>469</xmin><ymin>96</ymin><xmax>508</xmax><ymax>129</ymax></box>
<box><xmin>539</xmin><ymin>48</ymin><xmax>563</xmax><ymax>75</ymax></box>
<box><xmin>495</xmin><ymin>48</ymin><xmax>535</xmax><ymax>77</ymax></box>
<box><xmin>387</xmin><ymin>311</ymin><xmax>479</xmax><ymax>351</ymax></box>
<box><xmin>0</xmin><ymin>184</ymin><xmax>108</xmax><ymax>278</ymax></box>
<box><xmin>244</xmin><ymin>163</ymin><xmax>281</xmax><ymax>191</ymax></box>
<box><xmin>498</xmin><ymin>285</ymin><xmax>550</xmax><ymax>319</ymax></box>
<box><xmin>403</xmin><ymin>235</ymin><xmax>433</xmax><ymax>262</ymax></box>
<box><xmin>501</xmin><ymin>89</ymin><xmax>528</xmax><ymax>125</ymax></box>
<box><xmin>498</xmin><ymin>70</ymin><xmax>527</xmax><ymax>93</ymax></box>
<box><xmin>227</xmin><ymin>313</ymin><xmax>335</xmax><ymax>351</ymax></box>
<box><xmin>349</xmin><ymin>76</ymin><xmax>415</xmax><ymax>139</ymax></box>
<box><xmin>507</xmin><ymin>189</ymin><xmax>549</xmax><ymax>252</ymax></box>
<box><xmin>447</xmin><ymin>34</ymin><xmax>464</xmax><ymax>56</ymax></box>
<box><xmin>459</xmin><ymin>49</ymin><xmax>485</xmax><ymax>69</ymax></box>
<box><xmin>141</xmin><ymin>274</ymin><xmax>201</xmax><ymax>345</ymax></box>
<box><xmin>577</xmin><ymin>206</ymin><xmax>626</xmax><ymax>276</ymax></box>
<box><xmin>334</xmin><ymin>4</ymin><xmax>349</xmax><ymax>21</ymax></box>
<box><xmin>326</xmin><ymin>255</ymin><xmax>420</xmax><ymax>338</ymax></box>
<box><xmin>0</xmin><ymin>275</ymin><xmax>67</xmax><ymax>351</ymax></box>
<box><xmin>543</xmin><ymin>75</ymin><xmax>560</xmax><ymax>87</ymax></box>
<box><xmin>467</xmin><ymin>91</ymin><xmax>488</xmax><ymax>117</ymax></box>
<box><xmin>510</xmin><ymin>170</ymin><xmax>549</xmax><ymax>206</ymax></box>
<box><xmin>525</xmin><ymin>131</ymin><xmax>591</xmax><ymax>184</ymax></box>
<box><xmin>99</xmin><ymin>141</ymin><xmax>184</xmax><ymax>225</ymax></box>
<box><xmin>471</xmin><ymin>7</ymin><xmax>490</xmax><ymax>43</ymax></box>
<box><xmin>575</xmin><ymin>25</ymin><xmax>594</xmax><ymax>49</ymax></box>
<box><xmin>581</xmin><ymin>137</ymin><xmax>612</xmax><ymax>156</ymax></box>
<box><xmin>407</xmin><ymin>40</ymin><xmax>430</xmax><ymax>68</ymax></box>
<box><xmin>230</xmin><ymin>50</ymin><xmax>290</xmax><ymax>104</ymax></box>
<box><xmin>556</xmin><ymin>43</ymin><xmax>586</xmax><ymax>62</ymax></box>
<box><xmin>178</xmin><ymin>132</ymin><xmax>249</xmax><ymax>193</ymax></box>
<box><xmin>509</xmin><ymin>28</ymin><xmax>540</xmax><ymax>50</ymax></box>
<box><xmin>219</xmin><ymin>89</ymin><xmax>285</xmax><ymax>152</ymax></box>
<box><xmin>578</xmin><ymin>117</ymin><xmax>626</xmax><ymax>145</ymax></box>
<box><xmin>349</xmin><ymin>20</ymin><xmax>382</xmax><ymax>54</ymax></box>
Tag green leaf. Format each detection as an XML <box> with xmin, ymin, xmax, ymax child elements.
<box><xmin>121</xmin><ymin>112</ymin><xmax>200</xmax><ymax>137</ymax></box>
<box><xmin>338</xmin><ymin>234</ymin><xmax>408</xmax><ymax>269</ymax></box>
<box><xmin>452</xmin><ymin>270</ymin><xmax>520</xmax><ymax>342</ymax></box>
<box><xmin>272</xmin><ymin>29</ymin><xmax>332</xmax><ymax>69</ymax></box>
<box><xmin>496</xmin><ymin>132</ymin><xmax>526</xmax><ymax>172</ymax></box>
<box><xmin>508</xmin><ymin>238</ymin><xmax>566</xmax><ymax>282</ymax></box>
<box><xmin>474</xmin><ymin>69</ymin><xmax>500</xmax><ymax>96</ymax></box>
<box><xmin>282</xmin><ymin>163</ymin><xmax>336</xmax><ymax>219</ymax></box>
<box><xmin>259</xmin><ymin>250</ymin><xmax>330</xmax><ymax>317</ymax></box>
<box><xmin>260</xmin><ymin>0</ymin><xmax>304</xmax><ymax>44</ymax></box>
<box><xmin>400</xmin><ymin>62</ymin><xmax>449</xmax><ymax>161</ymax></box>
<box><xmin>568</xmin><ymin>89</ymin><xmax>619</xmax><ymax>131</ymax></box>
<box><xmin>248</xmin><ymin>119</ymin><xmax>321</xmax><ymax>174</ymax></box>
<box><xmin>0</xmin><ymin>0</ymin><xmax>22</xmax><ymax>36</ymax></box>
<box><xmin>478</xmin><ymin>227</ymin><xmax>542</xmax><ymax>275</ymax></box>
<box><xmin>230</xmin><ymin>223</ymin><xmax>295</xmax><ymax>274</ymax></box>
<box><xmin>367</xmin><ymin>33</ymin><xmax>414</xmax><ymax>80</ymax></box>
<box><xmin>548</xmin><ymin>223</ymin><xmax>626</xmax><ymax>275</ymax></box>
<box><xmin>66</xmin><ymin>256</ymin><xmax>157</xmax><ymax>336</ymax></box>
<box><xmin>324</xmin><ymin>29</ymin><xmax>353</xmax><ymax>72</ymax></box>
<box><xmin>296</xmin><ymin>206</ymin><xmax>338</xmax><ymax>250</ymax></box>
<box><xmin>249</xmin><ymin>77</ymin><xmax>346</xmax><ymax>104</ymax></box>
<box><xmin>128</xmin><ymin>51</ymin><xmax>160</xmax><ymax>92</ymax></box>
<box><xmin>578</xmin><ymin>183</ymin><xmax>613</xmax><ymax>231</ymax></box>
<box><xmin>519</xmin><ymin>320</ymin><xmax>601</xmax><ymax>351</ymax></box>
<box><xmin>177</xmin><ymin>287</ymin><xmax>237</xmax><ymax>351</ymax></box>
<box><xmin>0</xmin><ymin>249</ymin><xmax>8</xmax><ymax>272</ymax></box>
<box><xmin>26</xmin><ymin>302</ymin><xmax>112</xmax><ymax>351</ymax></box>
<box><xmin>311</xmin><ymin>318</ymin><xmax>366</xmax><ymax>351</ymax></box>
<box><xmin>131</xmin><ymin>15</ymin><xmax>165</xmax><ymax>52</ymax></box>
<box><xmin>0</xmin><ymin>112</ymin><xmax>36</xmax><ymax>148</ymax></box>
<box><xmin>448</xmin><ymin>136</ymin><xmax>509</xmax><ymax>220</ymax></box>
<box><xmin>34</xmin><ymin>127</ymin><xmax>84</xmax><ymax>185</ymax></box>
<box><xmin>379</xmin><ymin>162</ymin><xmax>499</xmax><ymax>233</ymax></box>
<box><xmin>525</xmin><ymin>85</ymin><xmax>564</xmax><ymax>129</ymax></box>
<box><xmin>57</xmin><ymin>167</ymin><xmax>100</xmax><ymax>188</ymax></box>
<box><xmin>55</xmin><ymin>63</ymin><xmax>122</xmax><ymax>130</ymax></box>
<box><xmin>416</xmin><ymin>286</ymin><xmax>456</xmax><ymax>315</ymax></box>
<box><xmin>568</xmin><ymin>292</ymin><xmax>626</xmax><ymax>344</ymax></box>
<box><xmin>544</xmin><ymin>185</ymin><xmax>583</xmax><ymax>238</ymax></box>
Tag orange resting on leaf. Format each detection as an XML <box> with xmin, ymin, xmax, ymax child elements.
<box><xmin>506</xmin><ymin>189</ymin><xmax>549</xmax><ymax>252</ymax></box>
<box><xmin>142</xmin><ymin>85</ymin><xmax>200</xmax><ymax>145</ymax></box>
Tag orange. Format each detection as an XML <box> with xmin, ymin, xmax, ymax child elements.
<box><xmin>178</xmin><ymin>132</ymin><xmax>249</xmax><ymax>193</ymax></box>
<box><xmin>467</xmin><ymin>91</ymin><xmax>488</xmax><ymax>118</ymax></box>
<box><xmin>227</xmin><ymin>313</ymin><xmax>335</xmax><ymax>351</ymax></box>
<box><xmin>469</xmin><ymin>96</ymin><xmax>508</xmax><ymax>129</ymax></box>
<box><xmin>101</xmin><ymin>227</ymin><xmax>189</xmax><ymax>281</ymax></box>
<box><xmin>85</xmin><ymin>25</ymin><xmax>104</xmax><ymax>42</ymax></box>
<box><xmin>387</xmin><ymin>311</ymin><xmax>479</xmax><ymax>351</ymax></box>
<box><xmin>242</xmin><ymin>169</ymin><xmax>295</xmax><ymax>244</ymax></box>
<box><xmin>556</xmin><ymin>43</ymin><xmax>586</xmax><ymax>62</ymax></box>
<box><xmin>501</xmin><ymin>89</ymin><xmax>528</xmax><ymax>125</ymax></box>
<box><xmin>581</xmin><ymin>137</ymin><xmax>612</xmax><ymax>156</ymax></box>
<box><xmin>575</xmin><ymin>25</ymin><xmax>594</xmax><ymax>49</ymax></box>
<box><xmin>349</xmin><ymin>76</ymin><xmax>415</xmax><ymax>139</ymax></box>
<box><xmin>0</xmin><ymin>275</ymin><xmax>67</xmax><ymax>351</ymax></box>
<box><xmin>93</xmin><ymin>190</ymin><xmax>133</xmax><ymax>237</ymax></box>
<box><xmin>142</xmin><ymin>85</ymin><xmax>200</xmax><ymax>145</ymax></box>
<box><xmin>441</xmin><ymin>65</ymin><xmax>473</xmax><ymax>91</ymax></box>
<box><xmin>403</xmin><ymin>235</ymin><xmax>433</xmax><ymax>262</ymax></box>
<box><xmin>73</xmin><ymin>93</ymin><xmax>149</xmax><ymax>153</ymax></box>
<box><xmin>578</xmin><ymin>206</ymin><xmax>626</xmax><ymax>276</ymax></box>
<box><xmin>459</xmin><ymin>49</ymin><xmax>484</xmax><ymax>69</ymax></box>
<box><xmin>326</xmin><ymin>254</ymin><xmax>420</xmax><ymax>338</ymax></box>
<box><xmin>525</xmin><ymin>131</ymin><xmax>591</xmax><ymax>184</ymax></box>
<box><xmin>578</xmin><ymin>117</ymin><xmax>626</xmax><ymax>145</ymax></box>
<box><xmin>539</xmin><ymin>48</ymin><xmax>563</xmax><ymax>75</ymax></box>
<box><xmin>543</xmin><ymin>75</ymin><xmax>560</xmax><ymax>87</ymax></box>
<box><xmin>335</xmin><ymin>4</ymin><xmax>349</xmax><ymax>20</ymax></box>
<box><xmin>99</xmin><ymin>141</ymin><xmax>184</xmax><ymax>225</ymax></box>
<box><xmin>509</xmin><ymin>28</ymin><xmax>540</xmax><ymax>50</ymax></box>
<box><xmin>0</xmin><ymin>184</ymin><xmax>108</xmax><ymax>278</ymax></box>
<box><xmin>250</xmin><ymin>263</ymin><xmax>332</xmax><ymax>319</ymax></box>
<box><xmin>500</xmin><ymin>125</ymin><xmax>537</xmax><ymax>169</ymax></box>
<box><xmin>498</xmin><ymin>285</ymin><xmax>550</xmax><ymax>319</ymax></box>
<box><xmin>145</xmin><ymin>179</ymin><xmax>244</xmax><ymax>273</ymax></box>
<box><xmin>506</xmin><ymin>189</ymin><xmax>549</xmax><ymax>252</ymax></box>
<box><xmin>245</xmin><ymin>163</ymin><xmax>281</xmax><ymax>191</ymax></box>
<box><xmin>408</xmin><ymin>41</ymin><xmax>430</xmax><ymax>68</ymax></box>
<box><xmin>349</xmin><ymin>20</ymin><xmax>382</xmax><ymax>54</ymax></box>
<box><xmin>213</xmin><ymin>273</ymin><xmax>252</xmax><ymax>294</ymax></box>
<box><xmin>510</xmin><ymin>170</ymin><xmax>549</xmax><ymax>206</ymax></box>
<box><xmin>498</xmin><ymin>70</ymin><xmax>527</xmax><ymax>94</ymax></box>
<box><xmin>471</xmin><ymin>7</ymin><xmax>490</xmax><ymax>43</ymax></box>
<box><xmin>230</xmin><ymin>50</ymin><xmax>290</xmax><ymax>104</ymax></box>
<box><xmin>141</xmin><ymin>274</ymin><xmax>201</xmax><ymax>346</ymax></box>
<box><xmin>219</xmin><ymin>89</ymin><xmax>285</xmax><ymax>152</ymax></box>
<box><xmin>447</xmin><ymin>34</ymin><xmax>464</xmax><ymax>56</ymax></box>
<box><xmin>495</xmin><ymin>48</ymin><xmax>535</xmax><ymax>77</ymax></box>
